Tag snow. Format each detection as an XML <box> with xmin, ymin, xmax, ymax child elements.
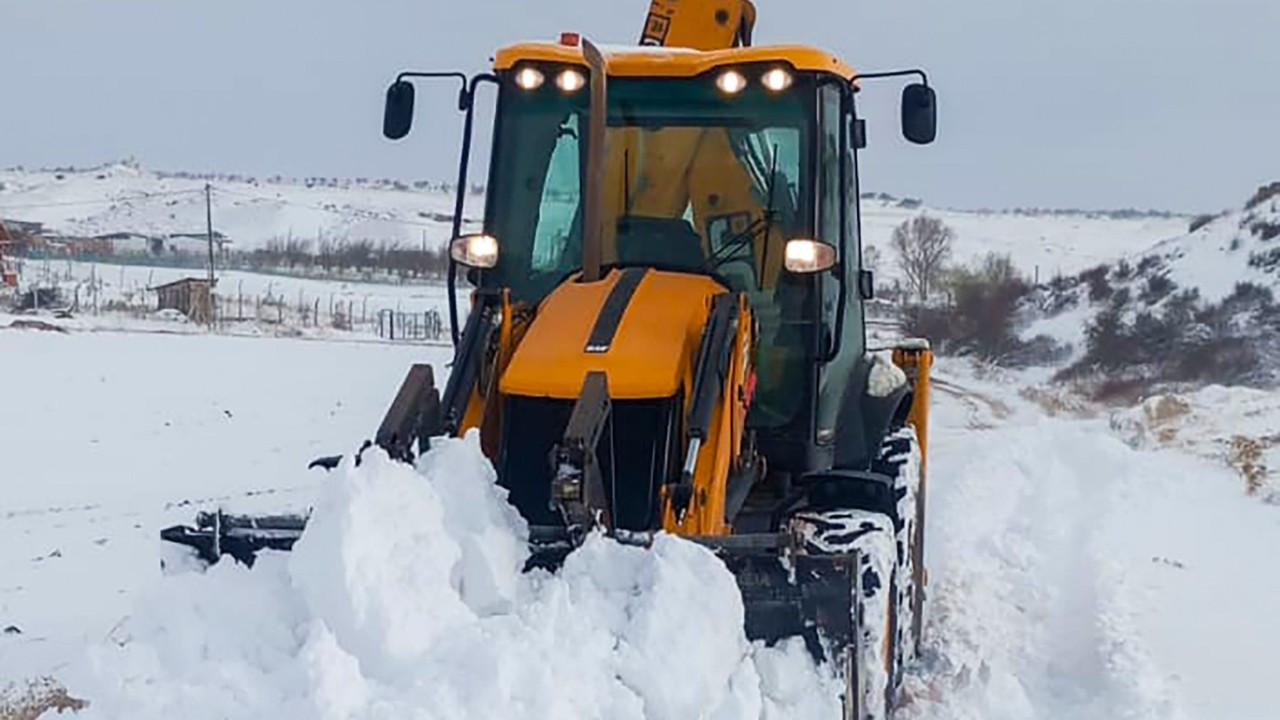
<box><xmin>1109</xmin><ymin>385</ymin><xmax>1279</xmax><ymax>502</ymax></box>
<box><xmin>866</xmin><ymin>350</ymin><xmax>907</xmax><ymax>397</ymax></box>
<box><xmin>57</xmin><ymin>436</ymin><xmax>842</xmax><ymax>720</ymax></box>
<box><xmin>0</xmin><ymin>329</ymin><xmax>441</xmax><ymax>681</ymax></box>
<box><xmin>901</xmin><ymin>363</ymin><xmax>1280</xmax><ymax>720</ymax></box>
<box><xmin>5</xmin><ymin>329</ymin><xmax>1280</xmax><ymax>719</ymax></box>
<box><xmin>0</xmin><ymin>164</ymin><xmax>474</xmax><ymax>252</ymax></box>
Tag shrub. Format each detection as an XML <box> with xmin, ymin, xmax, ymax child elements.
<box><xmin>1245</xmin><ymin>182</ymin><xmax>1280</xmax><ymax>211</ymax></box>
<box><xmin>1140</xmin><ymin>274</ymin><xmax>1176</xmax><ymax>304</ymax></box>
<box><xmin>1248</xmin><ymin>247</ymin><xmax>1280</xmax><ymax>272</ymax></box>
<box><xmin>1079</xmin><ymin>264</ymin><xmax>1112</xmax><ymax>302</ymax></box>
<box><xmin>1136</xmin><ymin>255</ymin><xmax>1162</xmax><ymax>276</ymax></box>
<box><xmin>1189</xmin><ymin>214</ymin><xmax>1217</xmax><ymax>232</ymax></box>
<box><xmin>1250</xmin><ymin>221</ymin><xmax>1280</xmax><ymax>242</ymax></box>
<box><xmin>944</xmin><ymin>254</ymin><xmax>1032</xmax><ymax>361</ymax></box>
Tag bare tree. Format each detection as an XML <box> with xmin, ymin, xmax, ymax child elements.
<box><xmin>892</xmin><ymin>215</ymin><xmax>954</xmax><ymax>302</ymax></box>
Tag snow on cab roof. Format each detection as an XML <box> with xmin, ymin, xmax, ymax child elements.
<box><xmin>494</xmin><ymin>42</ymin><xmax>856</xmax><ymax>80</ymax></box>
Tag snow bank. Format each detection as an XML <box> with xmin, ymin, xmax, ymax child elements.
<box><xmin>1109</xmin><ymin>385</ymin><xmax>1280</xmax><ymax>502</ymax></box>
<box><xmin>59</xmin><ymin>432</ymin><xmax>841</xmax><ymax>719</ymax></box>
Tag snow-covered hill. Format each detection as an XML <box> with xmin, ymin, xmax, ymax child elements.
<box><xmin>1023</xmin><ymin>183</ymin><xmax>1280</xmax><ymax>383</ymax></box>
<box><xmin>1</xmin><ymin>163</ymin><xmax>1185</xmax><ymax>275</ymax></box>
<box><xmin>0</xmin><ymin>163</ymin><xmax>473</xmax><ymax>252</ymax></box>
<box><xmin>858</xmin><ymin>198</ymin><xmax>1185</xmax><ymax>286</ymax></box>
<box><xmin>1141</xmin><ymin>182</ymin><xmax>1280</xmax><ymax>302</ymax></box>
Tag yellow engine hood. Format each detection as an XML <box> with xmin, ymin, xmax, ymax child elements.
<box><xmin>500</xmin><ymin>268</ymin><xmax>724</xmax><ymax>400</ymax></box>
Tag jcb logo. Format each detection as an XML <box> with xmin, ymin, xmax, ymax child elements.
<box><xmin>640</xmin><ymin>12</ymin><xmax>672</xmax><ymax>46</ymax></box>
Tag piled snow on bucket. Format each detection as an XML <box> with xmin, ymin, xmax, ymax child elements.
<box><xmin>61</xmin><ymin>433</ymin><xmax>842</xmax><ymax>719</ymax></box>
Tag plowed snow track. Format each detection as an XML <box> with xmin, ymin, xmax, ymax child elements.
<box><xmin>903</xmin><ymin>369</ymin><xmax>1280</xmax><ymax>720</ymax></box>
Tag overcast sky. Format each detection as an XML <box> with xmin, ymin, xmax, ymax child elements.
<box><xmin>3</xmin><ymin>0</ymin><xmax>1277</xmax><ymax>212</ymax></box>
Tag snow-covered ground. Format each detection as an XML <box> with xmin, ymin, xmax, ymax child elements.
<box><xmin>902</xmin><ymin>362</ymin><xmax>1280</xmax><ymax>720</ymax></box>
<box><xmin>8</xmin><ymin>258</ymin><xmax>453</xmax><ymax>341</ymax></box>
<box><xmin>3</xmin><ymin>330</ymin><xmax>1278</xmax><ymax>719</ymax></box>
<box><xmin>0</xmin><ymin>330</ymin><xmax>436</xmax><ymax>686</ymax></box>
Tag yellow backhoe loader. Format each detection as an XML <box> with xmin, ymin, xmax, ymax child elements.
<box><xmin>163</xmin><ymin>2</ymin><xmax>938</xmax><ymax>716</ymax></box>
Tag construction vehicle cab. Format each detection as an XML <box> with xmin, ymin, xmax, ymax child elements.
<box><xmin>387</xmin><ymin>38</ymin><xmax>934</xmax><ymax>480</ymax></box>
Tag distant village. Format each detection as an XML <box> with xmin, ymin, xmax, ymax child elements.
<box><xmin>0</xmin><ymin>216</ymin><xmax>230</xmax><ymax>261</ymax></box>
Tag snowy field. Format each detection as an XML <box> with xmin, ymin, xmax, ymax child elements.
<box><xmin>8</xmin><ymin>259</ymin><xmax>453</xmax><ymax>342</ymax></box>
<box><xmin>3</xmin><ymin>328</ymin><xmax>1278</xmax><ymax>719</ymax></box>
<box><xmin>0</xmin><ymin>330</ymin><xmax>438</xmax><ymax>687</ymax></box>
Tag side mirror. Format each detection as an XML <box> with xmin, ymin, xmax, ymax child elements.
<box><xmin>858</xmin><ymin>269</ymin><xmax>874</xmax><ymax>300</ymax></box>
<box><xmin>383</xmin><ymin>80</ymin><xmax>416</xmax><ymax>140</ymax></box>
<box><xmin>783</xmin><ymin>239</ymin><xmax>837</xmax><ymax>274</ymax></box>
<box><xmin>901</xmin><ymin>83</ymin><xmax>936</xmax><ymax>145</ymax></box>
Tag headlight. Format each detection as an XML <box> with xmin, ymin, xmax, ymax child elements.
<box><xmin>783</xmin><ymin>238</ymin><xmax>837</xmax><ymax>273</ymax></box>
<box><xmin>450</xmin><ymin>233</ymin><xmax>500</xmax><ymax>269</ymax></box>
<box><xmin>556</xmin><ymin>68</ymin><xmax>586</xmax><ymax>93</ymax></box>
<box><xmin>715</xmin><ymin>69</ymin><xmax>748</xmax><ymax>95</ymax></box>
<box><xmin>760</xmin><ymin>68</ymin><xmax>793</xmax><ymax>92</ymax></box>
<box><xmin>513</xmin><ymin>67</ymin><xmax>545</xmax><ymax>90</ymax></box>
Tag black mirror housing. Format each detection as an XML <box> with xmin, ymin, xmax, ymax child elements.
<box><xmin>858</xmin><ymin>269</ymin><xmax>875</xmax><ymax>300</ymax></box>
<box><xmin>383</xmin><ymin>80</ymin><xmax>416</xmax><ymax>140</ymax></box>
<box><xmin>901</xmin><ymin>83</ymin><xmax>936</xmax><ymax>145</ymax></box>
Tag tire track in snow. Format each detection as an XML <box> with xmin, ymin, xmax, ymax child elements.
<box><xmin>899</xmin><ymin>383</ymin><xmax>1182</xmax><ymax>720</ymax></box>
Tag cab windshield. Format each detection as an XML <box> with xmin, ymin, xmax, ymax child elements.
<box><xmin>485</xmin><ymin>72</ymin><xmax>813</xmax><ymax>300</ymax></box>
<box><xmin>484</xmin><ymin>70</ymin><xmax>818</xmax><ymax>428</ymax></box>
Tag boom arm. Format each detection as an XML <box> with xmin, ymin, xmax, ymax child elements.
<box><xmin>641</xmin><ymin>0</ymin><xmax>756</xmax><ymax>50</ymax></box>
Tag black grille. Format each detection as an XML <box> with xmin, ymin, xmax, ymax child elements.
<box><xmin>498</xmin><ymin>394</ymin><xmax>679</xmax><ymax>531</ymax></box>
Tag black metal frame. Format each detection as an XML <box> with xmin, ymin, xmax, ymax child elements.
<box><xmin>392</xmin><ymin>70</ymin><xmax>499</xmax><ymax>346</ymax></box>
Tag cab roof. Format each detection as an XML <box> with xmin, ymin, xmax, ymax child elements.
<box><xmin>493</xmin><ymin>42</ymin><xmax>857</xmax><ymax>82</ymax></box>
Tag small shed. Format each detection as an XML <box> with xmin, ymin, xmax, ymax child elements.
<box><xmin>153</xmin><ymin>277</ymin><xmax>215</xmax><ymax>324</ymax></box>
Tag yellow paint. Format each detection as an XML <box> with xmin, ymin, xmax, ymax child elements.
<box><xmin>640</xmin><ymin>0</ymin><xmax>755</xmax><ymax>51</ymax></box>
<box><xmin>660</xmin><ymin>293</ymin><xmax>754</xmax><ymax>536</ymax></box>
<box><xmin>494</xmin><ymin>43</ymin><xmax>857</xmax><ymax>81</ymax></box>
<box><xmin>499</xmin><ymin>269</ymin><xmax>724</xmax><ymax>399</ymax></box>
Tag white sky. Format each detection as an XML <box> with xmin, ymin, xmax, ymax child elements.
<box><xmin>2</xmin><ymin>0</ymin><xmax>1277</xmax><ymax>212</ymax></box>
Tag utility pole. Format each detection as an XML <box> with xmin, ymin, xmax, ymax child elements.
<box><xmin>205</xmin><ymin>183</ymin><xmax>216</xmax><ymax>327</ymax></box>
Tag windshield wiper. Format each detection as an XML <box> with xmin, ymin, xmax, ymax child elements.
<box><xmin>705</xmin><ymin>143</ymin><xmax>780</xmax><ymax>274</ymax></box>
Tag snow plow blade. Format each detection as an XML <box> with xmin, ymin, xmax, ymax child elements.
<box><xmin>160</xmin><ymin>363</ymin><xmax>440</xmax><ymax>565</ymax></box>
<box><xmin>160</xmin><ymin>510</ymin><xmax>306</xmax><ymax>566</ymax></box>
<box><xmin>699</xmin><ymin>537</ymin><xmax>864</xmax><ymax>717</ymax></box>
<box><xmin>724</xmin><ymin>551</ymin><xmax>858</xmax><ymax>658</ymax></box>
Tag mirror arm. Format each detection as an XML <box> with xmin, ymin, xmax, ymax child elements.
<box><xmin>396</xmin><ymin>71</ymin><xmax>470</xmax><ymax>110</ymax></box>
<box><xmin>850</xmin><ymin>68</ymin><xmax>930</xmax><ymax>88</ymax></box>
